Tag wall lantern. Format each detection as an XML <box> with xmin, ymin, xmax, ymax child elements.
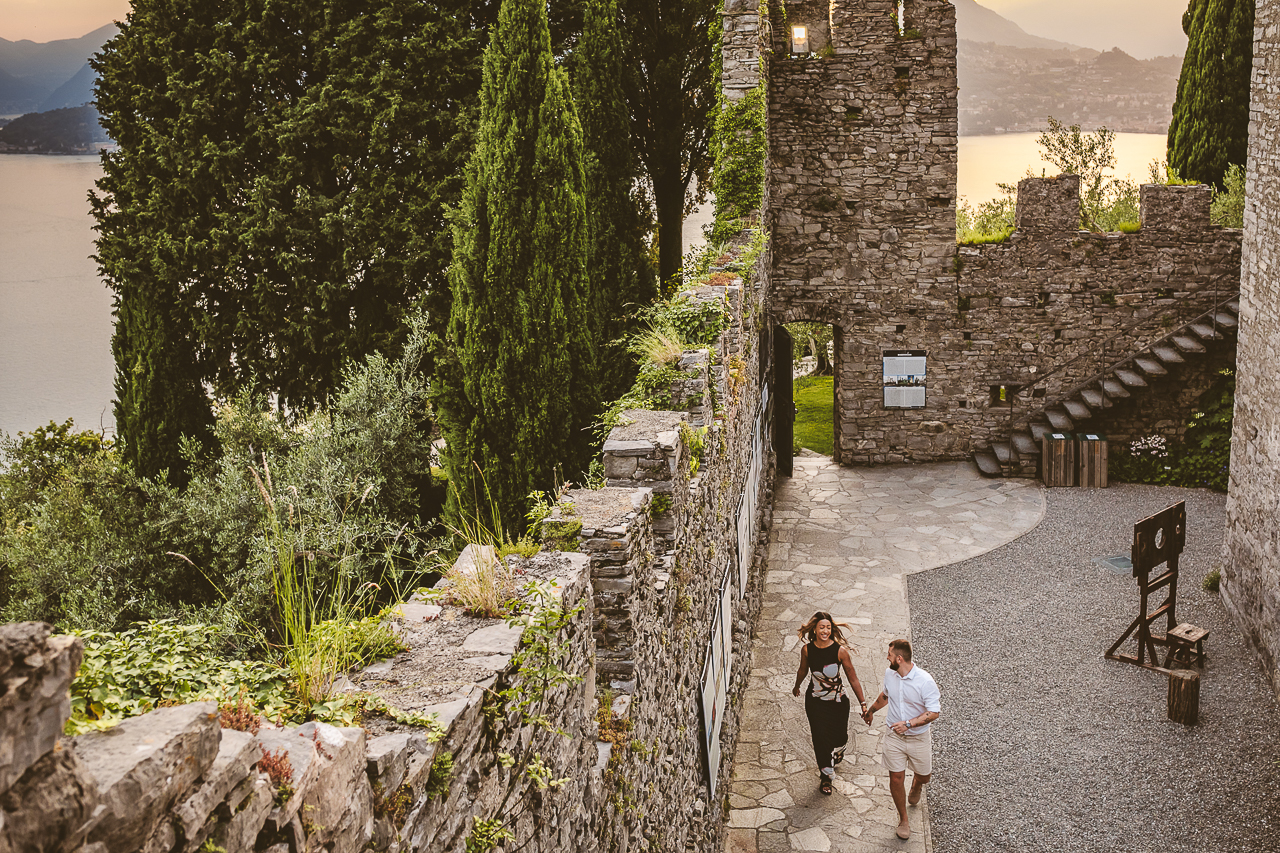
<box><xmin>791</xmin><ymin>25</ymin><xmax>809</xmax><ymax>53</ymax></box>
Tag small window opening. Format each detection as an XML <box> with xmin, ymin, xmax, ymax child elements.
<box><xmin>895</xmin><ymin>324</ymin><xmax>907</xmax><ymax>334</ymax></box>
<box><xmin>895</xmin><ymin>67</ymin><xmax>910</xmax><ymax>80</ymax></box>
<box><xmin>958</xmin><ymin>399</ymin><xmax>968</xmax><ymax>409</ymax></box>
<box><xmin>963</xmin><ymin>331</ymin><xmax>972</xmax><ymax>341</ymax></box>
<box><xmin>990</xmin><ymin>384</ymin><xmax>1019</xmax><ymax>405</ymax></box>
<box><xmin>1053</xmin><ymin>328</ymin><xmax>1062</xmax><ymax>340</ymax></box>
<box><xmin>1035</xmin><ymin>292</ymin><xmax>1050</xmax><ymax>309</ymax></box>
<box><xmin>1032</xmin><ymin>387</ymin><xmax>1047</xmax><ymax>399</ymax></box>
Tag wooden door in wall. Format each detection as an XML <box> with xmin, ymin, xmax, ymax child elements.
<box><xmin>773</xmin><ymin>324</ymin><xmax>794</xmax><ymax>477</ymax></box>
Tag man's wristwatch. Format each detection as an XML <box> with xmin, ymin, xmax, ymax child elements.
<box><xmin>904</xmin><ymin>720</ymin><xmax>912</xmax><ymax>729</ymax></box>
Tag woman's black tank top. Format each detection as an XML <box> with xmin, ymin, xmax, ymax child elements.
<box><xmin>806</xmin><ymin>641</ymin><xmax>845</xmax><ymax>701</ymax></box>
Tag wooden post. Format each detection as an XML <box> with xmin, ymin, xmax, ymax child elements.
<box><xmin>1167</xmin><ymin>669</ymin><xmax>1200</xmax><ymax>725</ymax></box>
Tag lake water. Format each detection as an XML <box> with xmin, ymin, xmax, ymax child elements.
<box><xmin>0</xmin><ymin>154</ymin><xmax>115</xmax><ymax>439</ymax></box>
<box><xmin>0</xmin><ymin>132</ymin><xmax>1172</xmax><ymax>439</ymax></box>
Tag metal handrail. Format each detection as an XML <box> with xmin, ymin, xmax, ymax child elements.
<box><xmin>1004</xmin><ymin>291</ymin><xmax>1240</xmax><ymax>437</ymax></box>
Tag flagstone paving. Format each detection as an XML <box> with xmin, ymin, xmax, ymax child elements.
<box><xmin>725</xmin><ymin>456</ymin><xmax>1045</xmax><ymax>853</ymax></box>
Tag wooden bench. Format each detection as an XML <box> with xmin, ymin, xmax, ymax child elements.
<box><xmin>1163</xmin><ymin>623</ymin><xmax>1209</xmax><ymax>669</ymax></box>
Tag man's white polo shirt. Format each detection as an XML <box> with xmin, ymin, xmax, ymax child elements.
<box><xmin>883</xmin><ymin>663</ymin><xmax>941</xmax><ymax>735</ymax></box>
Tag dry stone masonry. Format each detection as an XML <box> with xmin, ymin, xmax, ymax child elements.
<box><xmin>1222</xmin><ymin>0</ymin><xmax>1280</xmax><ymax>699</ymax></box>
<box><xmin>0</xmin><ymin>226</ymin><xmax>777</xmax><ymax>852</ymax></box>
<box><xmin>763</xmin><ymin>0</ymin><xmax>1241</xmax><ymax>465</ymax></box>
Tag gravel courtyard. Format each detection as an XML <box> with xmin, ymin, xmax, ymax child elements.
<box><xmin>909</xmin><ymin>484</ymin><xmax>1280</xmax><ymax>853</ymax></box>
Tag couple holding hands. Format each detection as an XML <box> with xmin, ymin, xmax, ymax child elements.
<box><xmin>791</xmin><ymin>611</ymin><xmax>941</xmax><ymax>841</ymax></box>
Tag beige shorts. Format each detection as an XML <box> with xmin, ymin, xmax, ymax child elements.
<box><xmin>882</xmin><ymin>729</ymin><xmax>932</xmax><ymax>775</ymax></box>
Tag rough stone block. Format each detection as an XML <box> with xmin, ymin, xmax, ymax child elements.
<box><xmin>0</xmin><ymin>745</ymin><xmax>99</xmax><ymax>853</ymax></box>
<box><xmin>1140</xmin><ymin>183</ymin><xmax>1212</xmax><ymax>231</ymax></box>
<box><xmin>174</xmin><ymin>728</ymin><xmax>258</xmax><ymax>851</ymax></box>
<box><xmin>73</xmin><ymin>702</ymin><xmax>220</xmax><ymax>853</ymax></box>
<box><xmin>0</xmin><ymin>623</ymin><xmax>83</xmax><ymax>796</ymax></box>
<box><xmin>292</xmin><ymin>722</ymin><xmax>371</xmax><ymax>851</ymax></box>
<box><xmin>257</xmin><ymin>726</ymin><xmax>323</xmax><ymax>831</ymax></box>
<box><xmin>1016</xmin><ymin>176</ymin><xmax>1080</xmax><ymax>231</ymax></box>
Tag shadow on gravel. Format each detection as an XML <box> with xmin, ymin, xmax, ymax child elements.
<box><xmin>908</xmin><ymin>484</ymin><xmax>1280</xmax><ymax>853</ymax></box>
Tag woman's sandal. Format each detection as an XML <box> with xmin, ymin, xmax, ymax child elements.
<box><xmin>819</xmin><ymin>776</ymin><xmax>833</xmax><ymax>795</ymax></box>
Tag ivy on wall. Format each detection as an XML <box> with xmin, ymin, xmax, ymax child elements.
<box><xmin>709</xmin><ymin>83</ymin><xmax>767</xmax><ymax>245</ymax></box>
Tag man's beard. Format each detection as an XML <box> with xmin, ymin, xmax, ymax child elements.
<box><xmin>890</xmin><ymin>661</ymin><xmax>900</xmax><ymax>671</ymax></box>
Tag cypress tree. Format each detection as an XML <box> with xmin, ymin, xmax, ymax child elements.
<box><xmin>575</xmin><ymin>0</ymin><xmax>658</xmax><ymax>401</ymax></box>
<box><xmin>92</xmin><ymin>0</ymin><xmax>497</xmax><ymax>479</ymax></box>
<box><xmin>1168</xmin><ymin>0</ymin><xmax>1255</xmax><ymax>187</ymax></box>
<box><xmin>435</xmin><ymin>0</ymin><xmax>595</xmax><ymax>537</ymax></box>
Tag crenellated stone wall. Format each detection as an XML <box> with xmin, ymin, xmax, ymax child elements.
<box><xmin>1222</xmin><ymin>0</ymin><xmax>1280</xmax><ymax>699</ymax></box>
<box><xmin>762</xmin><ymin>0</ymin><xmax>1241</xmax><ymax>464</ymax></box>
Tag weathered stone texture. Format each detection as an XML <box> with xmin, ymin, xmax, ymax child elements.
<box><xmin>0</xmin><ymin>623</ymin><xmax>82</xmax><ymax>795</ymax></box>
<box><xmin>1016</xmin><ymin>175</ymin><xmax>1080</xmax><ymax>231</ymax></box>
<box><xmin>1222</xmin><ymin>0</ymin><xmax>1280</xmax><ymax>699</ymax></box>
<box><xmin>766</xmin><ymin>2</ymin><xmax>1241</xmax><ymax>465</ymax></box>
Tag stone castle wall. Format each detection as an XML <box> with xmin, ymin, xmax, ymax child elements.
<box><xmin>948</xmin><ymin>181</ymin><xmax>1240</xmax><ymax>456</ymax></box>
<box><xmin>1222</xmin><ymin>0</ymin><xmax>1280</xmax><ymax>698</ymax></box>
<box><xmin>0</xmin><ymin>228</ymin><xmax>778</xmax><ymax>852</ymax></box>
<box><xmin>763</xmin><ymin>0</ymin><xmax>1241</xmax><ymax>463</ymax></box>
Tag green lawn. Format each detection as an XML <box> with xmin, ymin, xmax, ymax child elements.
<box><xmin>793</xmin><ymin>375</ymin><xmax>833</xmax><ymax>456</ymax></box>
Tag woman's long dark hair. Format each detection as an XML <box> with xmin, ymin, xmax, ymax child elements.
<box><xmin>797</xmin><ymin>611</ymin><xmax>852</xmax><ymax>649</ymax></box>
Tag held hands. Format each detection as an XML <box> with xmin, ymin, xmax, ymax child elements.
<box><xmin>861</xmin><ymin>708</ymin><xmax>874</xmax><ymax>725</ymax></box>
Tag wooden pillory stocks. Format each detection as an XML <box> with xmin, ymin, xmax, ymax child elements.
<box><xmin>1105</xmin><ymin>501</ymin><xmax>1209</xmax><ymax>724</ymax></box>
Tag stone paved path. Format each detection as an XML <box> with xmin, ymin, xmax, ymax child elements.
<box><xmin>726</xmin><ymin>456</ymin><xmax>1045</xmax><ymax>853</ymax></box>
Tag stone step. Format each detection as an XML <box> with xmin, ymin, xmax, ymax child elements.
<box><xmin>1029</xmin><ymin>422</ymin><xmax>1054</xmax><ymax>442</ymax></box>
<box><xmin>1214</xmin><ymin>311</ymin><xmax>1239</xmax><ymax>330</ymax></box>
<box><xmin>1063</xmin><ymin>399</ymin><xmax>1091</xmax><ymax>421</ymax></box>
<box><xmin>1081</xmin><ymin>387</ymin><xmax>1109</xmax><ymax>409</ymax></box>
<box><xmin>1102</xmin><ymin>378</ymin><xmax>1131</xmax><ymax>399</ymax></box>
<box><xmin>1227</xmin><ymin>298</ymin><xmax>1240</xmax><ymax>314</ymax></box>
<box><xmin>1152</xmin><ymin>344</ymin><xmax>1185</xmax><ymax>364</ymax></box>
<box><xmin>1172</xmin><ymin>334</ymin><xmax>1206</xmax><ymax>354</ymax></box>
<box><xmin>1189</xmin><ymin>322</ymin><xmax>1222</xmax><ymax>340</ymax></box>
<box><xmin>1045</xmin><ymin>407</ymin><xmax>1074</xmax><ymax>430</ymax></box>
<box><xmin>1115</xmin><ymin>368</ymin><xmax>1148</xmax><ymax>388</ymax></box>
<box><xmin>1134</xmin><ymin>356</ymin><xmax>1168</xmax><ymax>377</ymax></box>
<box><xmin>992</xmin><ymin>441</ymin><xmax>1012</xmax><ymax>464</ymax></box>
<box><xmin>1012</xmin><ymin>432</ymin><xmax>1038</xmax><ymax>456</ymax></box>
<box><xmin>974</xmin><ymin>450</ymin><xmax>1002</xmax><ymax>477</ymax></box>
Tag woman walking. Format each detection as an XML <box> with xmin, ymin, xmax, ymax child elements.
<box><xmin>792</xmin><ymin>611</ymin><xmax>867</xmax><ymax>795</ymax></box>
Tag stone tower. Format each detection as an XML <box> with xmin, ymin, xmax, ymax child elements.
<box><xmin>767</xmin><ymin>0</ymin><xmax>958</xmax><ymax>463</ymax></box>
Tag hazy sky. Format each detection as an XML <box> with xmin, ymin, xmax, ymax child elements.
<box><xmin>0</xmin><ymin>0</ymin><xmax>129</xmax><ymax>42</ymax></box>
<box><xmin>2</xmin><ymin>0</ymin><xmax>1189</xmax><ymax>57</ymax></box>
<box><xmin>977</xmin><ymin>0</ymin><xmax>1188</xmax><ymax>58</ymax></box>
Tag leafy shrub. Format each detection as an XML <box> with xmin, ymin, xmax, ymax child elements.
<box><xmin>1108</xmin><ymin>370</ymin><xmax>1233</xmax><ymax>493</ymax></box>
<box><xmin>68</xmin><ymin>621</ymin><xmax>292</xmax><ymax>734</ymax></box>
<box><xmin>1211</xmin><ymin>163</ymin><xmax>1246</xmax><ymax>227</ymax></box>
<box><xmin>1202</xmin><ymin>568</ymin><xmax>1221</xmax><ymax>592</ymax></box>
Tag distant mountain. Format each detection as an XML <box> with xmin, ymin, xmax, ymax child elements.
<box><xmin>0</xmin><ymin>104</ymin><xmax>109</xmax><ymax>154</ymax></box>
<box><xmin>954</xmin><ymin>0</ymin><xmax>1088</xmax><ymax>52</ymax></box>
<box><xmin>0</xmin><ymin>24</ymin><xmax>117</xmax><ymax>114</ymax></box>
<box><xmin>959</xmin><ymin>42</ymin><xmax>1182</xmax><ymax>135</ymax></box>
<box><xmin>38</xmin><ymin>62</ymin><xmax>96</xmax><ymax>112</ymax></box>
<box><xmin>984</xmin><ymin>0</ymin><xmax>1188</xmax><ymax>60</ymax></box>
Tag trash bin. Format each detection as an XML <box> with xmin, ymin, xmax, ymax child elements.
<box><xmin>1077</xmin><ymin>432</ymin><xmax>1108</xmax><ymax>488</ymax></box>
<box><xmin>1041</xmin><ymin>432</ymin><xmax>1075</xmax><ymax>487</ymax></box>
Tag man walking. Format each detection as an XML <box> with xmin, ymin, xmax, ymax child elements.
<box><xmin>862</xmin><ymin>639</ymin><xmax>941</xmax><ymax>841</ymax></box>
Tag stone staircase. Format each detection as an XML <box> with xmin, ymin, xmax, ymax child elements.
<box><xmin>973</xmin><ymin>294</ymin><xmax>1240</xmax><ymax>478</ymax></box>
